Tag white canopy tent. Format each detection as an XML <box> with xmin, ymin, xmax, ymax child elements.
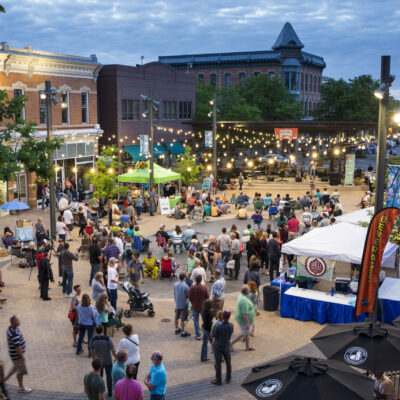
<box><xmin>282</xmin><ymin>222</ymin><xmax>398</xmax><ymax>268</ymax></box>
<box><xmin>335</xmin><ymin>207</ymin><xmax>374</xmax><ymax>225</ymax></box>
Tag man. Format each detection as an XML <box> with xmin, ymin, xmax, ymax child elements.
<box><xmin>107</xmin><ymin>258</ymin><xmax>119</xmax><ymax>310</ymax></box>
<box><xmin>217</xmin><ymin>228</ymin><xmax>231</xmax><ymax>273</ymax></box>
<box><xmin>5</xmin><ymin>316</ymin><xmax>31</xmax><ymax>393</ymax></box>
<box><xmin>268</xmin><ymin>232</ymin><xmax>281</xmax><ymax>282</ymax></box>
<box><xmin>211</xmin><ymin>310</ymin><xmax>234</xmax><ymax>385</ymax></box>
<box><xmin>128</xmin><ymin>252</ymin><xmax>145</xmax><ymax>288</ymax></box>
<box><xmin>210</xmin><ymin>270</ymin><xmax>226</xmax><ymax>311</ymax></box>
<box><xmin>113</xmin><ymin>232</ymin><xmax>124</xmax><ymax>261</ymax></box>
<box><xmin>187</xmin><ymin>249</ymin><xmax>199</xmax><ymax>276</ymax></box>
<box><xmin>84</xmin><ymin>357</ymin><xmax>106</xmax><ymax>400</ymax></box>
<box><xmin>320</xmin><ymin>212</ymin><xmax>330</xmax><ymax>227</ymax></box>
<box><xmin>60</xmin><ymin>242</ymin><xmax>79</xmax><ymax>298</ymax></box>
<box><xmin>155</xmin><ymin>225</ymin><xmax>170</xmax><ymax>247</ymax></box>
<box><xmin>134</xmin><ymin>196</ymin><xmax>143</xmax><ymax>219</ymax></box>
<box><xmin>112</xmin><ymin>350</ymin><xmax>128</xmax><ymax>391</ymax></box>
<box><xmin>114</xmin><ymin>364</ymin><xmax>143</xmax><ymax>400</ymax></box>
<box><xmin>63</xmin><ymin>206</ymin><xmax>74</xmax><ymax>234</ymax></box>
<box><xmin>91</xmin><ymin>324</ymin><xmax>116</xmax><ymax>399</ymax></box>
<box><xmin>149</xmin><ymin>187</ymin><xmax>158</xmax><ymax>217</ymax></box>
<box><xmin>301</xmin><ymin>207</ymin><xmax>313</xmax><ymax>229</ymax></box>
<box><xmin>103</xmin><ymin>238</ymin><xmax>120</xmax><ymax>263</ymax></box>
<box><xmin>89</xmin><ymin>239</ymin><xmax>102</xmax><ymax>286</ymax></box>
<box><xmin>373</xmin><ymin>372</ymin><xmax>395</xmax><ymax>400</ymax></box>
<box><xmin>38</xmin><ymin>250</ymin><xmax>54</xmax><ymax>301</ymax></box>
<box><xmin>188</xmin><ymin>274</ymin><xmax>209</xmax><ymax>340</ymax></box>
<box><xmin>230</xmin><ymin>232</ymin><xmax>241</xmax><ymax>280</ymax></box>
<box><xmin>56</xmin><ymin>215</ymin><xmax>68</xmax><ymax>242</ymax></box>
<box><xmin>190</xmin><ymin>260</ymin><xmax>206</xmax><ymax>286</ymax></box>
<box><xmin>299</xmin><ymin>195</ymin><xmax>310</xmax><ymax>211</ymax></box>
<box><xmin>238</xmin><ymin>173</ymin><xmax>244</xmax><ymax>190</ymax></box>
<box><xmin>58</xmin><ymin>194</ymin><xmax>69</xmax><ymax>215</ymax></box>
<box><xmin>125</xmin><ymin>202</ymin><xmax>136</xmax><ymax>223</ymax></box>
<box><xmin>230</xmin><ymin>285</ymin><xmax>256</xmax><ymax>351</ymax></box>
<box><xmin>144</xmin><ymin>351</ymin><xmax>167</xmax><ymax>400</ymax></box>
<box><xmin>173</xmin><ymin>272</ymin><xmax>190</xmax><ymax>337</ymax></box>
<box><xmin>183</xmin><ymin>224</ymin><xmax>195</xmax><ymax>248</ymax></box>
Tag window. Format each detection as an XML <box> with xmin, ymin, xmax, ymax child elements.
<box><xmin>318</xmin><ymin>76</ymin><xmax>321</xmax><ymax>92</ymax></box>
<box><xmin>198</xmin><ymin>74</ymin><xmax>204</xmax><ymax>83</ymax></box>
<box><xmin>81</xmin><ymin>92</ymin><xmax>88</xmax><ymax>124</ymax></box>
<box><xmin>224</xmin><ymin>73</ymin><xmax>231</xmax><ymax>87</ymax></box>
<box><xmin>239</xmin><ymin>72</ymin><xmax>246</xmax><ymax>83</ymax></box>
<box><xmin>305</xmin><ymin>74</ymin><xmax>308</xmax><ymax>92</ymax></box>
<box><xmin>14</xmin><ymin>89</ymin><xmax>24</xmax><ymax>120</ymax></box>
<box><xmin>301</xmin><ymin>73</ymin><xmax>304</xmax><ymax>91</ymax></box>
<box><xmin>162</xmin><ymin>101</ymin><xmax>177</xmax><ymax>120</ymax></box>
<box><xmin>313</xmin><ymin>75</ymin><xmax>317</xmax><ymax>92</ymax></box>
<box><xmin>291</xmin><ymin>73</ymin><xmax>297</xmax><ymax>91</ymax></box>
<box><xmin>268</xmin><ymin>71</ymin><xmax>275</xmax><ymax>78</ymax></box>
<box><xmin>284</xmin><ymin>72</ymin><xmax>290</xmax><ymax>89</ymax></box>
<box><xmin>39</xmin><ymin>92</ymin><xmax>46</xmax><ymax>125</ymax></box>
<box><xmin>143</xmin><ymin>100</ymin><xmax>159</xmax><ymax>120</ymax></box>
<box><xmin>122</xmin><ymin>99</ymin><xmax>140</xmax><ymax>120</ymax></box>
<box><xmin>61</xmin><ymin>91</ymin><xmax>69</xmax><ymax>124</ymax></box>
<box><xmin>210</xmin><ymin>73</ymin><xmax>217</xmax><ymax>86</ymax></box>
<box><xmin>179</xmin><ymin>102</ymin><xmax>192</xmax><ymax>119</ymax></box>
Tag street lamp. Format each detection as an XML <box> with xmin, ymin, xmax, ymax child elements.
<box><xmin>210</xmin><ymin>94</ymin><xmax>217</xmax><ymax>183</ymax></box>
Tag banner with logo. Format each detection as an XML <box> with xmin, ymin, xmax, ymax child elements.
<box><xmin>297</xmin><ymin>256</ymin><xmax>335</xmax><ymax>281</ymax></box>
<box><xmin>205</xmin><ymin>131</ymin><xmax>213</xmax><ymax>147</ymax></box>
<box><xmin>355</xmin><ymin>207</ymin><xmax>400</xmax><ymax>316</ymax></box>
<box><xmin>387</xmin><ymin>165</ymin><xmax>400</xmax><ymax>208</ymax></box>
<box><xmin>159</xmin><ymin>197</ymin><xmax>171</xmax><ymax>215</ymax></box>
<box><xmin>202</xmin><ymin>178</ymin><xmax>210</xmax><ymax>191</ymax></box>
<box><xmin>274</xmin><ymin>128</ymin><xmax>298</xmax><ymax>140</ymax></box>
<box><xmin>139</xmin><ymin>135</ymin><xmax>149</xmax><ymax>155</ymax></box>
<box><xmin>344</xmin><ymin>154</ymin><xmax>356</xmax><ymax>186</ymax></box>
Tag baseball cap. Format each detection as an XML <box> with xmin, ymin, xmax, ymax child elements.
<box><xmin>160</xmin><ymin>224</ymin><xmax>165</xmax><ymax>229</ymax></box>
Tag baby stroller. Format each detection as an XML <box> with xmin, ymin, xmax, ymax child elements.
<box><xmin>121</xmin><ymin>281</ymin><xmax>155</xmax><ymax>317</ymax></box>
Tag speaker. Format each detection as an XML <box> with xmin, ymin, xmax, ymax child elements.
<box><xmin>295</xmin><ymin>177</ymin><xmax>302</xmax><ymax>182</ymax></box>
<box><xmin>320</xmin><ymin>176</ymin><xmax>329</xmax><ymax>182</ymax></box>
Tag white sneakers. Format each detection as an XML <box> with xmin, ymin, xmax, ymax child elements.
<box><xmin>18</xmin><ymin>386</ymin><xmax>32</xmax><ymax>393</ymax></box>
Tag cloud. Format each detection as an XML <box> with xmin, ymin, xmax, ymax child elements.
<box><xmin>1</xmin><ymin>0</ymin><xmax>399</xmax><ymax>97</ymax></box>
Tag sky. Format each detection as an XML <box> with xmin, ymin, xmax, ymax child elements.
<box><xmin>1</xmin><ymin>0</ymin><xmax>400</xmax><ymax>97</ymax></box>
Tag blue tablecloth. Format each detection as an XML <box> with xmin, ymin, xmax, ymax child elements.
<box><xmin>381</xmin><ymin>299</ymin><xmax>400</xmax><ymax>324</ymax></box>
<box><xmin>15</xmin><ymin>226</ymin><xmax>34</xmax><ymax>242</ymax></box>
<box><xmin>271</xmin><ymin>277</ymin><xmax>295</xmax><ymax>295</ymax></box>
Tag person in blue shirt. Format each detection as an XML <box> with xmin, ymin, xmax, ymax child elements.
<box><xmin>145</xmin><ymin>351</ymin><xmax>167</xmax><ymax>400</ymax></box>
<box><xmin>112</xmin><ymin>349</ymin><xmax>128</xmax><ymax>391</ymax></box>
<box><xmin>263</xmin><ymin>193</ymin><xmax>272</xmax><ymax>210</ymax></box>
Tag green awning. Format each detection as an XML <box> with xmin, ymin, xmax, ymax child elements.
<box><xmin>125</xmin><ymin>145</ymin><xmax>167</xmax><ymax>161</ymax></box>
<box><xmin>165</xmin><ymin>142</ymin><xmax>185</xmax><ymax>155</ymax></box>
<box><xmin>118</xmin><ymin>161</ymin><xmax>181</xmax><ymax>184</ymax></box>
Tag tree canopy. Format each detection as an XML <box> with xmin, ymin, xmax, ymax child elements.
<box><xmin>173</xmin><ymin>146</ymin><xmax>203</xmax><ymax>185</ymax></box>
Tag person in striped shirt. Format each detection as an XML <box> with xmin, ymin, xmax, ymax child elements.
<box><xmin>5</xmin><ymin>315</ymin><xmax>31</xmax><ymax>393</ymax></box>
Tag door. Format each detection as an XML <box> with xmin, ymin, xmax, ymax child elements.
<box><xmin>13</xmin><ymin>174</ymin><xmax>27</xmax><ymax>203</ymax></box>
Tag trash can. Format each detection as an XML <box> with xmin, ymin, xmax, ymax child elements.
<box><xmin>263</xmin><ymin>285</ymin><xmax>280</xmax><ymax>311</ymax></box>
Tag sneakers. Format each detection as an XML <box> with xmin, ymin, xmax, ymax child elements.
<box><xmin>181</xmin><ymin>331</ymin><xmax>191</xmax><ymax>337</ymax></box>
<box><xmin>66</xmin><ymin>294</ymin><xmax>73</xmax><ymax>298</ymax></box>
<box><xmin>195</xmin><ymin>336</ymin><xmax>201</xmax><ymax>341</ymax></box>
<box><xmin>18</xmin><ymin>386</ymin><xmax>32</xmax><ymax>393</ymax></box>
<box><xmin>175</xmin><ymin>328</ymin><xmax>181</xmax><ymax>334</ymax></box>
<box><xmin>211</xmin><ymin>379</ymin><xmax>222</xmax><ymax>385</ymax></box>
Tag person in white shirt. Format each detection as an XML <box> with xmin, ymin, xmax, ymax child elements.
<box><xmin>187</xmin><ymin>185</ymin><xmax>195</xmax><ymax>196</ymax></box>
<box><xmin>107</xmin><ymin>257</ymin><xmax>119</xmax><ymax>310</ymax></box>
<box><xmin>373</xmin><ymin>372</ymin><xmax>395</xmax><ymax>400</ymax></box>
<box><xmin>190</xmin><ymin>260</ymin><xmax>206</xmax><ymax>285</ymax></box>
<box><xmin>113</xmin><ymin>232</ymin><xmax>124</xmax><ymax>260</ymax></box>
<box><xmin>201</xmin><ymin>192</ymin><xmax>207</xmax><ymax>202</ymax></box>
<box><xmin>59</xmin><ymin>194</ymin><xmax>69</xmax><ymax>213</ymax></box>
<box><xmin>301</xmin><ymin>208</ymin><xmax>312</xmax><ymax>228</ymax></box>
<box><xmin>63</xmin><ymin>207</ymin><xmax>74</xmax><ymax>228</ymax></box>
<box><xmin>56</xmin><ymin>215</ymin><xmax>68</xmax><ymax>241</ymax></box>
<box><xmin>116</xmin><ymin>324</ymin><xmax>140</xmax><ymax>378</ymax></box>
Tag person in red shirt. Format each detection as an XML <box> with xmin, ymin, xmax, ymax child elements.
<box><xmin>187</xmin><ymin>275</ymin><xmax>209</xmax><ymax>340</ymax></box>
<box><xmin>287</xmin><ymin>212</ymin><xmax>300</xmax><ymax>234</ymax></box>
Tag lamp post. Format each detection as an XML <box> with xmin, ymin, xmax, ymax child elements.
<box><xmin>211</xmin><ymin>94</ymin><xmax>217</xmax><ymax>182</ymax></box>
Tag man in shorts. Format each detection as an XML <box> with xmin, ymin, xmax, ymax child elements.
<box><xmin>173</xmin><ymin>273</ymin><xmax>190</xmax><ymax>337</ymax></box>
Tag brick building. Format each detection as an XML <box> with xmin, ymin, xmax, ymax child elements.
<box><xmin>0</xmin><ymin>42</ymin><xmax>102</xmax><ymax>207</ymax></box>
<box><xmin>159</xmin><ymin>22</ymin><xmax>326</xmax><ymax>118</ymax></box>
<box><xmin>97</xmin><ymin>62</ymin><xmax>195</xmax><ymax>163</ymax></box>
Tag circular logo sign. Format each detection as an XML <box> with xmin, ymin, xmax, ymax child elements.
<box><xmin>256</xmin><ymin>379</ymin><xmax>282</xmax><ymax>397</ymax></box>
<box><xmin>305</xmin><ymin>257</ymin><xmax>327</xmax><ymax>277</ymax></box>
<box><xmin>344</xmin><ymin>347</ymin><xmax>368</xmax><ymax>365</ymax></box>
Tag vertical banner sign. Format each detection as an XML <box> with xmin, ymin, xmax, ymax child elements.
<box><xmin>387</xmin><ymin>165</ymin><xmax>400</xmax><ymax>208</ymax></box>
<box><xmin>274</xmin><ymin>128</ymin><xmax>298</xmax><ymax>140</ymax></box>
<box><xmin>205</xmin><ymin>131</ymin><xmax>213</xmax><ymax>148</ymax></box>
<box><xmin>344</xmin><ymin>154</ymin><xmax>356</xmax><ymax>186</ymax></box>
<box><xmin>139</xmin><ymin>135</ymin><xmax>149</xmax><ymax>155</ymax></box>
<box><xmin>355</xmin><ymin>207</ymin><xmax>400</xmax><ymax>316</ymax></box>
<box><xmin>202</xmin><ymin>178</ymin><xmax>210</xmax><ymax>191</ymax></box>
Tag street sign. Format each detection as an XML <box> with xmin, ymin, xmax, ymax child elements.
<box><xmin>139</xmin><ymin>135</ymin><xmax>149</xmax><ymax>155</ymax></box>
<box><xmin>205</xmin><ymin>131</ymin><xmax>213</xmax><ymax>147</ymax></box>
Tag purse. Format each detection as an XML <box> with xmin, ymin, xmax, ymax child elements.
<box><xmin>226</xmin><ymin>260</ymin><xmax>235</xmax><ymax>269</ymax></box>
<box><xmin>68</xmin><ymin>310</ymin><xmax>76</xmax><ymax>321</ymax></box>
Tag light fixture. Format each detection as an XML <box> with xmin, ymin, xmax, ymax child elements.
<box><xmin>187</xmin><ymin>167</ymin><xmax>192</xmax><ymax>172</ymax></box>
<box><xmin>72</xmin><ymin>167</ymin><xmax>77</xmax><ymax>173</ymax></box>
<box><xmin>227</xmin><ymin>162</ymin><xmax>232</xmax><ymax>169</ymax></box>
<box><xmin>108</xmin><ymin>168</ymin><xmax>113</xmax><ymax>174</ymax></box>
<box><xmin>90</xmin><ymin>168</ymin><xmax>95</xmax><ymax>173</ymax></box>
<box><xmin>374</xmin><ymin>75</ymin><xmax>395</xmax><ymax>99</ymax></box>
<box><xmin>247</xmin><ymin>160</ymin><xmax>254</xmax><ymax>167</ymax></box>
<box><xmin>206</xmin><ymin>165</ymin><xmax>212</xmax><ymax>171</ymax></box>
<box><xmin>394</xmin><ymin>112</ymin><xmax>400</xmax><ymax>124</ymax></box>
<box><xmin>268</xmin><ymin>159</ymin><xmax>274</xmax><ymax>164</ymax></box>
<box><xmin>334</xmin><ymin>148</ymin><xmax>340</xmax><ymax>155</ymax></box>
<box><xmin>128</xmin><ymin>168</ymin><xmax>133</xmax><ymax>173</ymax></box>
<box><xmin>312</xmin><ymin>152</ymin><xmax>318</xmax><ymax>159</ymax></box>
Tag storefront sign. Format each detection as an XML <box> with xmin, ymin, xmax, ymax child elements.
<box><xmin>297</xmin><ymin>256</ymin><xmax>335</xmax><ymax>281</ymax></box>
<box><xmin>274</xmin><ymin>128</ymin><xmax>298</xmax><ymax>140</ymax></box>
<box><xmin>139</xmin><ymin>135</ymin><xmax>149</xmax><ymax>155</ymax></box>
<box><xmin>387</xmin><ymin>165</ymin><xmax>400</xmax><ymax>208</ymax></box>
<box><xmin>344</xmin><ymin>154</ymin><xmax>356</xmax><ymax>186</ymax></box>
<box><xmin>205</xmin><ymin>131</ymin><xmax>213</xmax><ymax>148</ymax></box>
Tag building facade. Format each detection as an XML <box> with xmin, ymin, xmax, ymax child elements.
<box><xmin>0</xmin><ymin>42</ymin><xmax>102</xmax><ymax>207</ymax></box>
<box><xmin>97</xmin><ymin>62</ymin><xmax>195</xmax><ymax>162</ymax></box>
<box><xmin>159</xmin><ymin>22</ymin><xmax>326</xmax><ymax>118</ymax></box>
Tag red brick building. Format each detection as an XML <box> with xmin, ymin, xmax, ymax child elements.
<box><xmin>0</xmin><ymin>42</ymin><xmax>102</xmax><ymax>207</ymax></box>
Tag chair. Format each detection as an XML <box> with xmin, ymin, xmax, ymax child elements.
<box><xmin>160</xmin><ymin>258</ymin><xmax>174</xmax><ymax>279</ymax></box>
<box><xmin>268</xmin><ymin>205</ymin><xmax>278</xmax><ymax>220</ymax></box>
<box><xmin>10</xmin><ymin>245</ymin><xmax>27</xmax><ymax>266</ymax></box>
<box><xmin>132</xmin><ymin>235</ymin><xmax>143</xmax><ymax>252</ymax></box>
<box><xmin>78</xmin><ymin>238</ymin><xmax>91</xmax><ymax>259</ymax></box>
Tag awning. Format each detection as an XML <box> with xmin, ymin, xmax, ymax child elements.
<box><xmin>118</xmin><ymin>161</ymin><xmax>181</xmax><ymax>184</ymax></box>
<box><xmin>125</xmin><ymin>145</ymin><xmax>167</xmax><ymax>161</ymax></box>
<box><xmin>165</xmin><ymin>142</ymin><xmax>185</xmax><ymax>155</ymax></box>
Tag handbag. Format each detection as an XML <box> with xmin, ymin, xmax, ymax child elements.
<box><xmin>226</xmin><ymin>260</ymin><xmax>235</xmax><ymax>269</ymax></box>
<box><xmin>68</xmin><ymin>309</ymin><xmax>76</xmax><ymax>321</ymax></box>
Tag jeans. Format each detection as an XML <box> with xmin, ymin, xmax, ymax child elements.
<box><xmin>76</xmin><ymin>324</ymin><xmax>94</xmax><ymax>355</ymax></box>
<box><xmin>67</xmin><ymin>190</ymin><xmax>73</xmax><ymax>203</ymax></box>
<box><xmin>41</xmin><ymin>195</ymin><xmax>47</xmax><ymax>210</ymax></box>
<box><xmin>150</xmin><ymin>395</ymin><xmax>165</xmax><ymax>400</ymax></box>
<box><xmin>215</xmin><ymin>348</ymin><xmax>231</xmax><ymax>383</ymax></box>
<box><xmin>89</xmin><ymin>263</ymin><xmax>100</xmax><ymax>285</ymax></box>
<box><xmin>62</xmin><ymin>270</ymin><xmax>74</xmax><ymax>295</ymax></box>
<box><xmin>192</xmin><ymin>310</ymin><xmax>202</xmax><ymax>338</ymax></box>
<box><xmin>201</xmin><ymin>328</ymin><xmax>212</xmax><ymax>361</ymax></box>
<box><xmin>222</xmin><ymin>250</ymin><xmax>230</xmax><ymax>275</ymax></box>
<box><xmin>173</xmin><ymin>242</ymin><xmax>185</xmax><ymax>253</ymax></box>
<box><xmin>150</xmin><ymin>201</ymin><xmax>156</xmax><ymax>215</ymax></box>
<box><xmin>108</xmin><ymin>288</ymin><xmax>118</xmax><ymax>310</ymax></box>
<box><xmin>100</xmin><ymin>363</ymin><xmax>113</xmax><ymax>397</ymax></box>
<box><xmin>59</xmin><ymin>233</ymin><xmax>66</xmax><ymax>243</ymax></box>
<box><xmin>231</xmin><ymin>254</ymin><xmax>241</xmax><ymax>279</ymax></box>
<box><xmin>254</xmin><ymin>221</ymin><xmax>261</xmax><ymax>230</ymax></box>
<box><xmin>135</xmin><ymin>206</ymin><xmax>143</xmax><ymax>217</ymax></box>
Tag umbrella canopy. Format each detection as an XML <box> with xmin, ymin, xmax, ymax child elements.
<box><xmin>118</xmin><ymin>162</ymin><xmax>181</xmax><ymax>184</ymax></box>
<box><xmin>311</xmin><ymin>322</ymin><xmax>400</xmax><ymax>371</ymax></box>
<box><xmin>0</xmin><ymin>201</ymin><xmax>30</xmax><ymax>211</ymax></box>
<box><xmin>242</xmin><ymin>355</ymin><xmax>373</xmax><ymax>400</ymax></box>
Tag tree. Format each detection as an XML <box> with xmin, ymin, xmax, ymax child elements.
<box><xmin>195</xmin><ymin>82</ymin><xmax>215</xmax><ymax>121</ymax></box>
<box><xmin>85</xmin><ymin>146</ymin><xmax>129</xmax><ymax>199</ymax></box>
<box><xmin>173</xmin><ymin>146</ymin><xmax>203</xmax><ymax>185</ymax></box>
<box><xmin>0</xmin><ymin>5</ymin><xmax>5</xmax><ymax>13</ymax></box>
<box><xmin>313</xmin><ymin>75</ymin><xmax>379</xmax><ymax>122</ymax></box>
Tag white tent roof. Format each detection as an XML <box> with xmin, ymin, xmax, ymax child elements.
<box><xmin>282</xmin><ymin>222</ymin><xmax>397</xmax><ymax>268</ymax></box>
<box><xmin>335</xmin><ymin>207</ymin><xmax>374</xmax><ymax>225</ymax></box>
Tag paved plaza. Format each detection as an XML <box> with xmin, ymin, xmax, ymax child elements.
<box><xmin>0</xmin><ymin>181</ymin><xmax>367</xmax><ymax>399</ymax></box>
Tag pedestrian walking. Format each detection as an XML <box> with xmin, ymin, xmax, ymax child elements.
<box><xmin>107</xmin><ymin>258</ymin><xmax>119</xmax><ymax>310</ymax></box>
<box><xmin>116</xmin><ymin>324</ymin><xmax>141</xmax><ymax>380</ymax></box>
<box><xmin>89</xmin><ymin>239</ymin><xmax>102</xmax><ymax>286</ymax></box>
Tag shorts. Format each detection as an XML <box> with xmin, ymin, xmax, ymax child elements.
<box><xmin>12</xmin><ymin>358</ymin><xmax>27</xmax><ymax>377</ymax></box>
<box><xmin>129</xmin><ymin>279</ymin><xmax>141</xmax><ymax>289</ymax></box>
<box><xmin>239</xmin><ymin>324</ymin><xmax>253</xmax><ymax>336</ymax></box>
<box><xmin>175</xmin><ymin>306</ymin><xmax>188</xmax><ymax>322</ymax></box>
<box><xmin>351</xmin><ymin>263</ymin><xmax>361</xmax><ymax>271</ymax></box>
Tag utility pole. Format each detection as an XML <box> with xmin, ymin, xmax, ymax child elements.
<box><xmin>149</xmin><ymin>99</ymin><xmax>154</xmax><ymax>191</ymax></box>
<box><xmin>212</xmin><ymin>93</ymin><xmax>217</xmax><ymax>182</ymax></box>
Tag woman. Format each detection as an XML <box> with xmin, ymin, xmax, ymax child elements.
<box><xmin>259</xmin><ymin>232</ymin><xmax>269</xmax><ymax>274</ymax></box>
<box><xmin>213</xmin><ymin>244</ymin><xmax>223</xmax><ymax>278</ymax></box>
<box><xmin>2</xmin><ymin>227</ymin><xmax>14</xmax><ymax>249</ymax></box>
<box><xmin>95</xmin><ymin>292</ymin><xmax>111</xmax><ymax>335</ymax></box>
<box><xmin>78</xmin><ymin>206</ymin><xmax>87</xmax><ymax>237</ymax></box>
<box><xmin>69</xmin><ymin>284</ymin><xmax>82</xmax><ymax>347</ymax></box>
<box><xmin>35</xmin><ymin>217</ymin><xmax>47</xmax><ymax>246</ymax></box>
<box><xmin>333</xmin><ymin>205</ymin><xmax>342</xmax><ymax>217</ymax></box>
<box><xmin>275</xmin><ymin>212</ymin><xmax>287</xmax><ymax>229</ymax></box>
<box><xmin>92</xmin><ymin>272</ymin><xmax>106</xmax><ymax>301</ymax></box>
<box><xmin>116</xmin><ymin>324</ymin><xmax>140</xmax><ymax>379</ymax></box>
<box><xmin>244</xmin><ymin>260</ymin><xmax>261</xmax><ymax>317</ymax></box>
<box><xmin>200</xmin><ymin>299</ymin><xmax>214</xmax><ymax>362</ymax></box>
<box><xmin>76</xmin><ymin>293</ymin><xmax>96</xmax><ymax>356</ymax></box>
<box><xmin>172</xmin><ymin>225</ymin><xmax>184</xmax><ymax>254</ymax></box>
<box><xmin>246</xmin><ymin>235</ymin><xmax>259</xmax><ymax>267</ymax></box>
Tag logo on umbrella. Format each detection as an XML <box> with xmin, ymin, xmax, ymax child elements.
<box><xmin>344</xmin><ymin>346</ymin><xmax>368</xmax><ymax>365</ymax></box>
<box><xmin>256</xmin><ymin>379</ymin><xmax>282</xmax><ymax>397</ymax></box>
<box><xmin>305</xmin><ymin>257</ymin><xmax>327</xmax><ymax>277</ymax></box>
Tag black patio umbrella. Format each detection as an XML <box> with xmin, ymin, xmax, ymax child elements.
<box><xmin>241</xmin><ymin>355</ymin><xmax>373</xmax><ymax>400</ymax></box>
<box><xmin>311</xmin><ymin>322</ymin><xmax>400</xmax><ymax>371</ymax></box>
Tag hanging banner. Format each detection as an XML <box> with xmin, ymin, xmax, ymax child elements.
<box><xmin>386</xmin><ymin>165</ymin><xmax>400</xmax><ymax>208</ymax></box>
<box><xmin>297</xmin><ymin>256</ymin><xmax>335</xmax><ymax>281</ymax></box>
<box><xmin>274</xmin><ymin>128</ymin><xmax>298</xmax><ymax>140</ymax></box>
<box><xmin>205</xmin><ymin>131</ymin><xmax>213</xmax><ymax>148</ymax></box>
<box><xmin>344</xmin><ymin>154</ymin><xmax>356</xmax><ymax>186</ymax></box>
<box><xmin>159</xmin><ymin>197</ymin><xmax>171</xmax><ymax>215</ymax></box>
<box><xmin>139</xmin><ymin>135</ymin><xmax>149</xmax><ymax>155</ymax></box>
<box><xmin>355</xmin><ymin>207</ymin><xmax>400</xmax><ymax>316</ymax></box>
<box><xmin>202</xmin><ymin>178</ymin><xmax>210</xmax><ymax>191</ymax></box>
